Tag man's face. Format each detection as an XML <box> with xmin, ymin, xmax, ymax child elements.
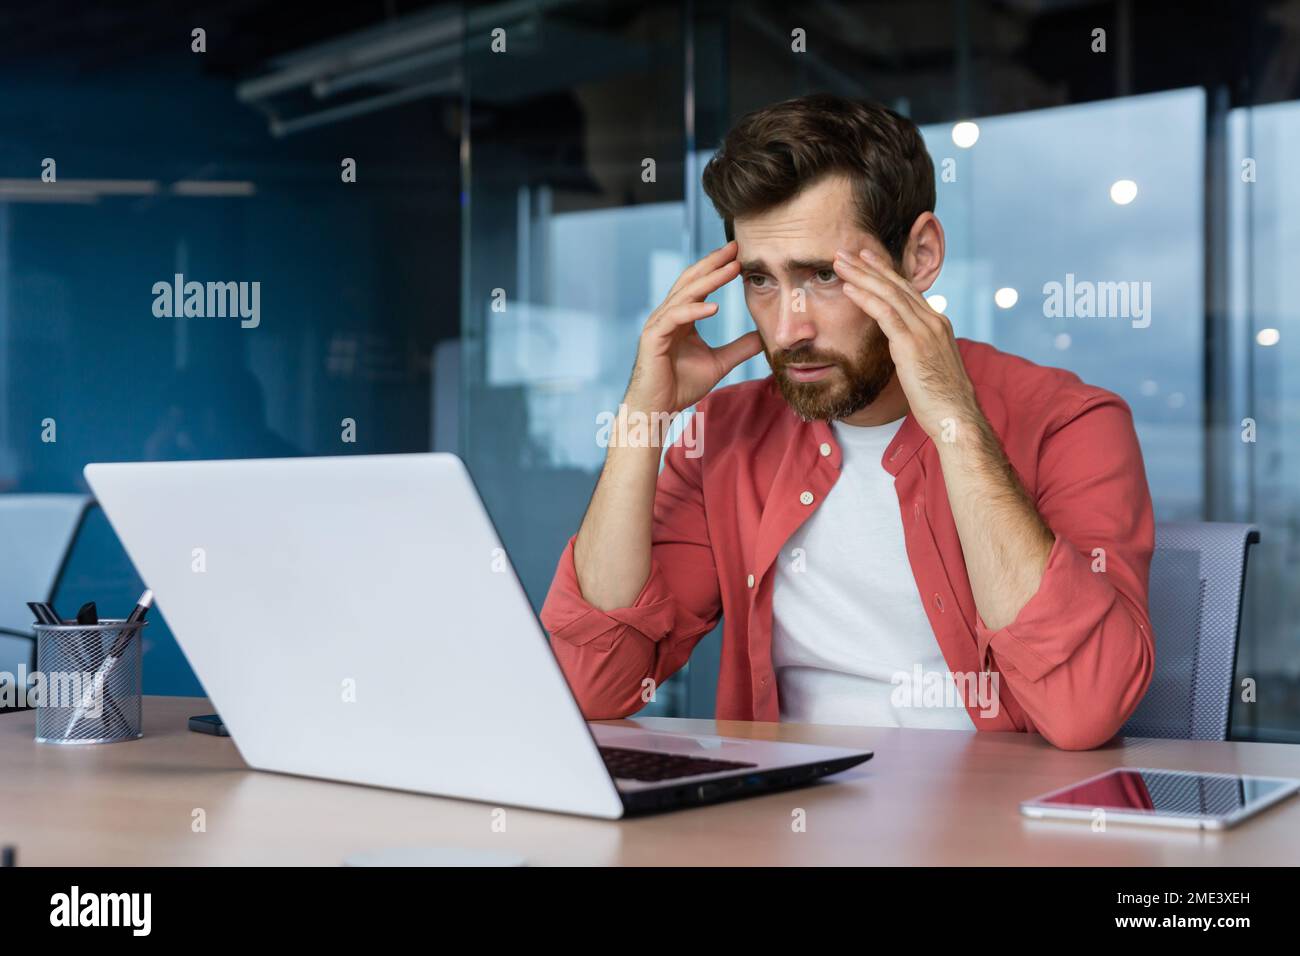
<box><xmin>734</xmin><ymin>174</ymin><xmax>896</xmax><ymax>421</ymax></box>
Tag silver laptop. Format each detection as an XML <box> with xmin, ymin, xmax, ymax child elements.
<box><xmin>84</xmin><ymin>453</ymin><xmax>871</xmax><ymax>818</ymax></box>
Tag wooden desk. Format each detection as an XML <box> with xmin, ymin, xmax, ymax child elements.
<box><xmin>3</xmin><ymin>696</ymin><xmax>1298</xmax><ymax>865</ymax></box>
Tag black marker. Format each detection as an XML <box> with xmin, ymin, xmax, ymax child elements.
<box><xmin>27</xmin><ymin>602</ymin><xmax>59</xmax><ymax>626</ymax></box>
<box><xmin>31</xmin><ymin>600</ymin><xmax>95</xmax><ymax>678</ymax></box>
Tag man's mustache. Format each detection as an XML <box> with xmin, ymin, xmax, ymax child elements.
<box><xmin>769</xmin><ymin>346</ymin><xmax>849</xmax><ymax>372</ymax></box>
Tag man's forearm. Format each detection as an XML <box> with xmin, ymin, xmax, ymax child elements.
<box><xmin>573</xmin><ymin>425</ymin><xmax>665</xmax><ymax>612</ymax></box>
<box><xmin>936</xmin><ymin>413</ymin><xmax>1054</xmax><ymax>633</ymax></box>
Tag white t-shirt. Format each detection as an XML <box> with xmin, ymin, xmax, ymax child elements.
<box><xmin>771</xmin><ymin>417</ymin><xmax>975</xmax><ymax>729</ymax></box>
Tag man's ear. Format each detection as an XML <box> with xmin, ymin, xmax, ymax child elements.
<box><xmin>901</xmin><ymin>212</ymin><xmax>945</xmax><ymax>293</ymax></box>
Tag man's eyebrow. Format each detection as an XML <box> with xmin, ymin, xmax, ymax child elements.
<box><xmin>786</xmin><ymin>257</ymin><xmax>836</xmax><ymax>272</ymax></box>
<box><xmin>739</xmin><ymin>257</ymin><xmax>836</xmax><ymax>273</ymax></box>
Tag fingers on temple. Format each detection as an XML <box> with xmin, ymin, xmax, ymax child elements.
<box><xmin>669</xmin><ymin>241</ymin><xmax>738</xmax><ymax>298</ymax></box>
<box><xmin>855</xmin><ymin>252</ymin><xmax>936</xmax><ymax>318</ymax></box>
<box><xmin>838</xmin><ymin>260</ymin><xmax>926</xmax><ymax>332</ymax></box>
<box><xmin>842</xmin><ymin>283</ymin><xmax>909</xmax><ymax>338</ymax></box>
<box><xmin>670</xmin><ymin>260</ymin><xmax>741</xmax><ymax>307</ymax></box>
<box><xmin>648</xmin><ymin>300</ymin><xmax>718</xmax><ymax>336</ymax></box>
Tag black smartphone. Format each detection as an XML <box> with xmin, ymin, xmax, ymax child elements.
<box><xmin>188</xmin><ymin>714</ymin><xmax>229</xmax><ymax>736</ymax></box>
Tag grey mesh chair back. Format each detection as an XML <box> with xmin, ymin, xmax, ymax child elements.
<box><xmin>0</xmin><ymin>495</ymin><xmax>94</xmax><ymax>703</ymax></box>
<box><xmin>1122</xmin><ymin>521</ymin><xmax>1259</xmax><ymax>741</ymax></box>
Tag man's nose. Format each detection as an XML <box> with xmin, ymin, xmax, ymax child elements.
<box><xmin>770</xmin><ymin>287</ymin><xmax>817</xmax><ymax>351</ymax></box>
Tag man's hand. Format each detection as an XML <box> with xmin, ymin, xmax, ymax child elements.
<box><xmin>832</xmin><ymin>248</ymin><xmax>979</xmax><ymax>441</ymax></box>
<box><xmin>626</xmin><ymin>240</ymin><xmax>763</xmax><ymax>419</ymax></box>
<box><xmin>573</xmin><ymin>241</ymin><xmax>759</xmax><ymax>612</ymax></box>
<box><xmin>833</xmin><ymin>246</ymin><xmax>1053</xmax><ymax>634</ymax></box>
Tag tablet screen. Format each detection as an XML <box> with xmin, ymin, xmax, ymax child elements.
<box><xmin>1035</xmin><ymin>768</ymin><xmax>1293</xmax><ymax>817</ymax></box>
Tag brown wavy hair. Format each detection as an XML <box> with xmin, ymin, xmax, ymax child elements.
<box><xmin>701</xmin><ymin>94</ymin><xmax>935</xmax><ymax>264</ymax></box>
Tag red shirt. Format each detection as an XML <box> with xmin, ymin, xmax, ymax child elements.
<box><xmin>540</xmin><ymin>339</ymin><xmax>1155</xmax><ymax>750</ymax></box>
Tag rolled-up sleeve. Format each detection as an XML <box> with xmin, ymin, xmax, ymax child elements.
<box><xmin>539</xmin><ymin>435</ymin><xmax>722</xmax><ymax>719</ymax></box>
<box><xmin>975</xmin><ymin>393</ymin><xmax>1155</xmax><ymax>751</ymax></box>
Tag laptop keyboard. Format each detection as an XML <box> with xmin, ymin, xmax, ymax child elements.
<box><xmin>599</xmin><ymin>746</ymin><xmax>758</xmax><ymax>782</ymax></box>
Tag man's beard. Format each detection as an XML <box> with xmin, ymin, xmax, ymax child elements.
<box><xmin>767</xmin><ymin>326</ymin><xmax>895</xmax><ymax>422</ymax></box>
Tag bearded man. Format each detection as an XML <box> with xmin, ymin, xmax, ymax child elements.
<box><xmin>540</xmin><ymin>93</ymin><xmax>1155</xmax><ymax>751</ymax></box>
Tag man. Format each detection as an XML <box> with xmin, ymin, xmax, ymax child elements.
<box><xmin>540</xmin><ymin>93</ymin><xmax>1154</xmax><ymax>751</ymax></box>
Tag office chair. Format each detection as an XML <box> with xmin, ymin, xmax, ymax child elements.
<box><xmin>1121</xmin><ymin>521</ymin><xmax>1260</xmax><ymax>741</ymax></box>
<box><xmin>0</xmin><ymin>495</ymin><xmax>94</xmax><ymax>712</ymax></box>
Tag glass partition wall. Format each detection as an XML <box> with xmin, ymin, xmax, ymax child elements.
<box><xmin>459</xmin><ymin>0</ymin><xmax>1300</xmax><ymax>740</ymax></box>
<box><xmin>459</xmin><ymin>1</ymin><xmax>697</xmax><ymax>714</ymax></box>
<box><xmin>0</xmin><ymin>3</ymin><xmax>460</xmax><ymax>697</ymax></box>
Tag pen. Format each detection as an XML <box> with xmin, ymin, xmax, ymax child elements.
<box><xmin>63</xmin><ymin>590</ymin><xmax>153</xmax><ymax>738</ymax></box>
<box><xmin>108</xmin><ymin>590</ymin><xmax>152</xmax><ymax>657</ymax></box>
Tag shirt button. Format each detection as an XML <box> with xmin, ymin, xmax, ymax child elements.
<box><xmin>913</xmin><ymin>502</ymin><xmax>921</xmax><ymax>519</ymax></box>
<box><xmin>819</xmin><ymin>442</ymin><xmax>831</xmax><ymax>457</ymax></box>
<box><xmin>747</xmin><ymin>574</ymin><xmax>755</xmax><ymax>588</ymax></box>
<box><xmin>934</xmin><ymin>593</ymin><xmax>945</xmax><ymax>612</ymax></box>
<box><xmin>799</xmin><ymin>491</ymin><xmax>814</xmax><ymax>505</ymax></box>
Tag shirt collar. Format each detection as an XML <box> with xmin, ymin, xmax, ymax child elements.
<box><xmin>807</xmin><ymin>412</ymin><xmax>927</xmax><ymax>476</ymax></box>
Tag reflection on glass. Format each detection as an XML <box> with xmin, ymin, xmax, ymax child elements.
<box><xmin>1227</xmin><ymin>102</ymin><xmax>1300</xmax><ymax>742</ymax></box>
<box><xmin>1038</xmin><ymin>768</ymin><xmax>1291</xmax><ymax>818</ymax></box>
<box><xmin>918</xmin><ymin>88</ymin><xmax>1206</xmax><ymax>519</ymax></box>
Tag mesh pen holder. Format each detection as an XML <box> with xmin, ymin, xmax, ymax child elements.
<box><xmin>33</xmin><ymin>621</ymin><xmax>145</xmax><ymax>745</ymax></box>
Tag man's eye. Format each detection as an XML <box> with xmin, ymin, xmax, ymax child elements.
<box><xmin>745</xmin><ymin>274</ymin><xmax>769</xmax><ymax>288</ymax></box>
<box><xmin>815</xmin><ymin>269</ymin><xmax>837</xmax><ymax>283</ymax></box>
